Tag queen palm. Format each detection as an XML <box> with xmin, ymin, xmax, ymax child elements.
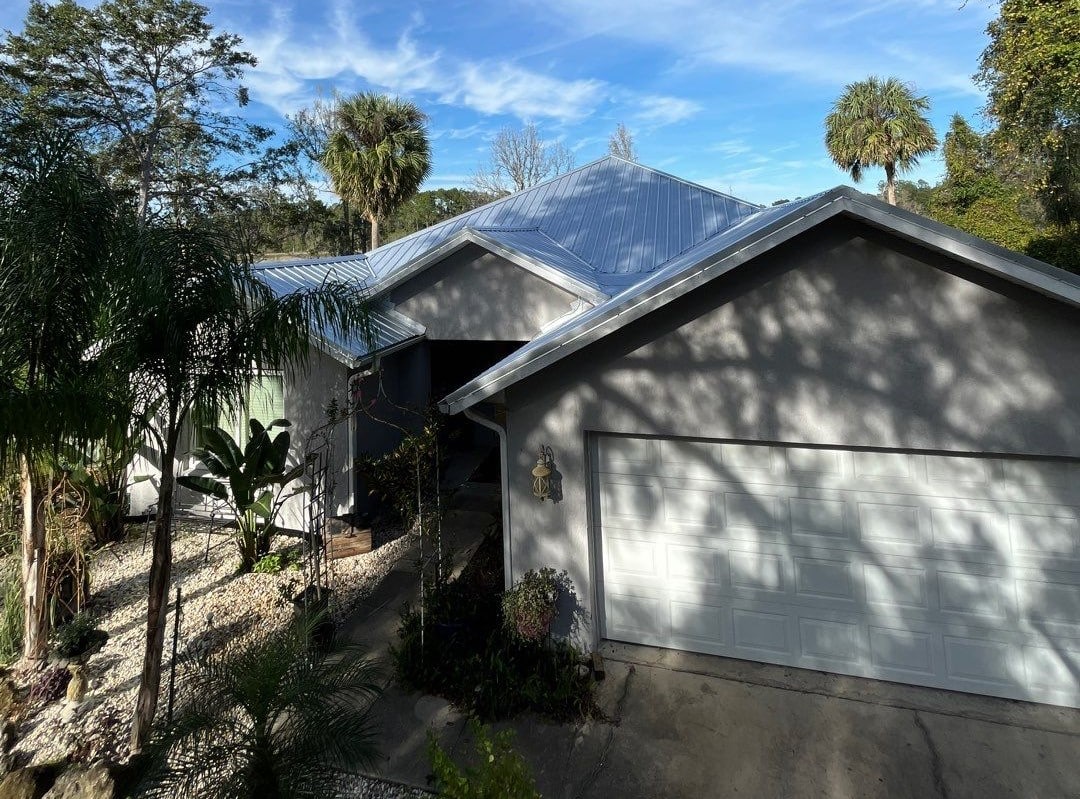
<box><xmin>323</xmin><ymin>93</ymin><xmax>431</xmax><ymax>251</ymax></box>
<box><xmin>0</xmin><ymin>119</ymin><xmax>123</xmax><ymax>662</ymax></box>
<box><xmin>825</xmin><ymin>76</ymin><xmax>938</xmax><ymax>206</ymax></box>
<box><xmin>103</xmin><ymin>221</ymin><xmax>374</xmax><ymax>752</ymax></box>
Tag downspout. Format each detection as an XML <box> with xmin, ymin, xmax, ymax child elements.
<box><xmin>463</xmin><ymin>406</ymin><xmax>513</xmax><ymax>590</ymax></box>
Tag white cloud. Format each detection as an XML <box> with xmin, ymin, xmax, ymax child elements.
<box><xmin>708</xmin><ymin>139</ymin><xmax>753</xmax><ymax>157</ymax></box>
<box><xmin>241</xmin><ymin>0</ymin><xmax>701</xmax><ymax>127</ymax></box>
<box><xmin>533</xmin><ymin>0</ymin><xmax>989</xmax><ymax>97</ymax></box>
<box><xmin>447</xmin><ymin>63</ymin><xmax>603</xmax><ymax>120</ymax></box>
<box><xmin>633</xmin><ymin>95</ymin><xmax>702</xmax><ymax>126</ymax></box>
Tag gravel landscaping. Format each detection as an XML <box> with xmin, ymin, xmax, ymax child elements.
<box><xmin>6</xmin><ymin>518</ymin><xmax>421</xmax><ymax>796</ymax></box>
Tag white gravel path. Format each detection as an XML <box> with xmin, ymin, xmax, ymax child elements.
<box><xmin>10</xmin><ymin>519</ymin><xmax>414</xmax><ymax>795</ymax></box>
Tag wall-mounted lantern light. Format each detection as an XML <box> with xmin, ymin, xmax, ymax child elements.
<box><xmin>531</xmin><ymin>446</ymin><xmax>554</xmax><ymax>501</ymax></box>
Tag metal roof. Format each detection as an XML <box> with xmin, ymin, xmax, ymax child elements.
<box><xmin>362</xmin><ymin>157</ymin><xmax>761</xmax><ymax>292</ymax></box>
<box><xmin>251</xmin><ymin>156</ymin><xmax>764</xmax><ymax>361</ymax></box>
<box><xmin>440</xmin><ymin>187</ymin><xmax>1080</xmax><ymax>414</ymax></box>
<box><xmin>255</xmin><ymin>258</ymin><xmax>423</xmax><ymax>365</ymax></box>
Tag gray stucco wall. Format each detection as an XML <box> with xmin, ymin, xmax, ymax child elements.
<box><xmin>389</xmin><ymin>244</ymin><xmax>583</xmax><ymax>340</ymax></box>
<box><xmin>127</xmin><ymin>344</ymin><xmax>352</xmax><ymax>533</ymax></box>
<box><xmin>501</xmin><ymin>218</ymin><xmax>1080</xmax><ymax>645</ymax></box>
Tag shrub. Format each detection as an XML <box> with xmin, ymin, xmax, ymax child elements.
<box><xmin>501</xmin><ymin>568</ymin><xmax>566</xmax><ymax>643</ymax></box>
<box><xmin>29</xmin><ymin>666</ymin><xmax>71</xmax><ymax>704</ymax></box>
<box><xmin>354</xmin><ymin>417</ymin><xmax>442</xmax><ymax>526</ymax></box>
<box><xmin>0</xmin><ymin>561</ymin><xmax>23</xmax><ymax>665</ymax></box>
<box><xmin>392</xmin><ymin>544</ymin><xmax>595</xmax><ymax>722</ymax></box>
<box><xmin>50</xmin><ymin>612</ymin><xmax>108</xmax><ymax>660</ymax></box>
<box><xmin>136</xmin><ymin>612</ymin><xmax>382</xmax><ymax>798</ymax></box>
<box><xmin>428</xmin><ymin>719</ymin><xmax>540</xmax><ymax>799</ymax></box>
<box><xmin>252</xmin><ymin>548</ymin><xmax>302</xmax><ymax>574</ymax></box>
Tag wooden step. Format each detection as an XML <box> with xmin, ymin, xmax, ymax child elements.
<box><xmin>326</xmin><ymin>527</ymin><xmax>373</xmax><ymax>560</ymax></box>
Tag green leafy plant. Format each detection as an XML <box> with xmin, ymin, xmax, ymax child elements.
<box><xmin>0</xmin><ymin>560</ymin><xmax>23</xmax><ymax>665</ymax></box>
<box><xmin>501</xmin><ymin>568</ymin><xmax>566</xmax><ymax>644</ymax></box>
<box><xmin>393</xmin><ymin>538</ymin><xmax>595</xmax><ymax>722</ymax></box>
<box><xmin>49</xmin><ymin>612</ymin><xmax>108</xmax><ymax>660</ymax></box>
<box><xmin>178</xmin><ymin>419</ymin><xmax>306</xmax><ymax>573</ymax></box>
<box><xmin>354</xmin><ymin>420</ymin><xmax>441</xmax><ymax>527</ymax></box>
<box><xmin>428</xmin><ymin>719</ymin><xmax>540</xmax><ymax>799</ymax></box>
<box><xmin>137</xmin><ymin>612</ymin><xmax>382</xmax><ymax>798</ymax></box>
<box><xmin>252</xmin><ymin>548</ymin><xmax>302</xmax><ymax>574</ymax></box>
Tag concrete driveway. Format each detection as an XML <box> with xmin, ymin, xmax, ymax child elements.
<box><xmin>366</xmin><ymin>639</ymin><xmax>1080</xmax><ymax>799</ymax></box>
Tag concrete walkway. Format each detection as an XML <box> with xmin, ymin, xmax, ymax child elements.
<box><xmin>343</xmin><ymin>488</ymin><xmax>1080</xmax><ymax>799</ymax></box>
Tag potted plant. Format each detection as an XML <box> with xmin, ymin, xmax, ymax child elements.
<box><xmin>501</xmin><ymin>568</ymin><xmax>566</xmax><ymax>644</ymax></box>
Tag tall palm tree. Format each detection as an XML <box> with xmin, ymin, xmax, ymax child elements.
<box><xmin>323</xmin><ymin>93</ymin><xmax>431</xmax><ymax>251</ymax></box>
<box><xmin>825</xmin><ymin>76</ymin><xmax>938</xmax><ymax>205</ymax></box>
<box><xmin>0</xmin><ymin>119</ymin><xmax>124</xmax><ymax>661</ymax></box>
<box><xmin>102</xmin><ymin>222</ymin><xmax>374</xmax><ymax>752</ymax></box>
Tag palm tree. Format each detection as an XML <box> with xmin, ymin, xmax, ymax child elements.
<box><xmin>323</xmin><ymin>93</ymin><xmax>431</xmax><ymax>251</ymax></box>
<box><xmin>0</xmin><ymin>118</ymin><xmax>124</xmax><ymax>661</ymax></box>
<box><xmin>137</xmin><ymin>612</ymin><xmax>382</xmax><ymax>798</ymax></box>
<box><xmin>824</xmin><ymin>76</ymin><xmax>938</xmax><ymax>205</ymax></box>
<box><xmin>101</xmin><ymin>221</ymin><xmax>374</xmax><ymax>752</ymax></box>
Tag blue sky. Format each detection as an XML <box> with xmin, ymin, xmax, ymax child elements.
<box><xmin>1</xmin><ymin>0</ymin><xmax>998</xmax><ymax>204</ymax></box>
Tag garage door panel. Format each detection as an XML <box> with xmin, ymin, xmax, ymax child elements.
<box><xmin>595</xmin><ymin>434</ymin><xmax>1080</xmax><ymax>707</ymax></box>
<box><xmin>794</xmin><ymin>557</ymin><xmax>855</xmax><ymax>602</ymax></box>
<box><xmin>937</xmin><ymin>568</ymin><xmax>1012</xmax><ymax>622</ymax></box>
<box><xmin>868</xmin><ymin>625</ymin><xmax>936</xmax><ymax>676</ymax></box>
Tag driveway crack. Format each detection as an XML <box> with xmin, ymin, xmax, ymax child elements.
<box><xmin>913</xmin><ymin>710</ymin><xmax>950</xmax><ymax>799</ymax></box>
<box><xmin>573</xmin><ymin>664</ymin><xmax>634</xmax><ymax>799</ymax></box>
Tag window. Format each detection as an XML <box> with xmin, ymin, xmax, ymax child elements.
<box><xmin>194</xmin><ymin>374</ymin><xmax>285</xmax><ymax>446</ymax></box>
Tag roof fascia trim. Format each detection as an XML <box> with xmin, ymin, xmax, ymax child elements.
<box><xmin>370</xmin><ymin>229</ymin><xmax>608</xmax><ymax>304</ymax></box>
<box><xmin>441</xmin><ymin>190</ymin><xmax>1080</xmax><ymax>414</ymax></box>
<box><xmin>837</xmin><ymin>195</ymin><xmax>1080</xmax><ymax>308</ymax></box>
<box><xmin>440</xmin><ymin>193</ymin><xmax>844</xmax><ymax>414</ymax></box>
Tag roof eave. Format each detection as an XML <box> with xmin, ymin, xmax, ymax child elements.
<box><xmin>440</xmin><ymin>188</ymin><xmax>1080</xmax><ymax>415</ymax></box>
<box><xmin>370</xmin><ymin>228</ymin><xmax>608</xmax><ymax>305</ymax></box>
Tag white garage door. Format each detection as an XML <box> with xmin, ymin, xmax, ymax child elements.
<box><xmin>594</xmin><ymin>435</ymin><xmax>1080</xmax><ymax>707</ymax></box>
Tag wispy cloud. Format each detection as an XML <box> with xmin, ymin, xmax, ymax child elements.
<box><xmin>534</xmin><ymin>0</ymin><xmax>989</xmax><ymax>97</ymax></box>
<box><xmin>242</xmin><ymin>0</ymin><xmax>696</xmax><ymax>126</ymax></box>
<box><xmin>633</xmin><ymin>95</ymin><xmax>702</xmax><ymax>126</ymax></box>
<box><xmin>447</xmin><ymin>63</ymin><xmax>603</xmax><ymax>120</ymax></box>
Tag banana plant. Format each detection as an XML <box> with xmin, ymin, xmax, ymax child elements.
<box><xmin>178</xmin><ymin>418</ymin><xmax>307</xmax><ymax>573</ymax></box>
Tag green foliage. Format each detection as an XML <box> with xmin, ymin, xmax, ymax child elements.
<box><xmin>49</xmin><ymin>612</ymin><xmax>108</xmax><ymax>660</ymax></box>
<box><xmin>383</xmin><ymin>188</ymin><xmax>497</xmax><ymax>243</ymax></box>
<box><xmin>0</xmin><ymin>0</ymin><xmax>267</xmax><ymax>223</ymax></box>
<box><xmin>178</xmin><ymin>419</ymin><xmax>306</xmax><ymax>573</ymax></box>
<box><xmin>501</xmin><ymin>568</ymin><xmax>566</xmax><ymax>644</ymax></box>
<box><xmin>323</xmin><ymin>93</ymin><xmax>432</xmax><ymax>249</ymax></box>
<box><xmin>1027</xmin><ymin>223</ymin><xmax>1080</xmax><ymax>273</ymax></box>
<box><xmin>428</xmin><ymin>719</ymin><xmax>540</xmax><ymax>799</ymax></box>
<box><xmin>824</xmin><ymin>76</ymin><xmax>938</xmax><ymax>204</ymax></box>
<box><xmin>252</xmin><ymin>547</ymin><xmax>302</xmax><ymax>574</ymax></box>
<box><xmin>0</xmin><ymin>561</ymin><xmax>23</xmax><ymax>665</ymax></box>
<box><xmin>977</xmin><ymin>0</ymin><xmax>1080</xmax><ymax>224</ymax></box>
<box><xmin>136</xmin><ymin>612</ymin><xmax>382</xmax><ymax>799</ymax></box>
<box><xmin>0</xmin><ymin>117</ymin><xmax>126</xmax><ymax>461</ymax></box>
<box><xmin>354</xmin><ymin>422</ymin><xmax>441</xmax><ymax>527</ymax></box>
<box><xmin>393</xmin><ymin>543</ymin><xmax>595</xmax><ymax>722</ymax></box>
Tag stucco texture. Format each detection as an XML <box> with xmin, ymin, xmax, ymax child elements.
<box><xmin>389</xmin><ymin>244</ymin><xmax>583</xmax><ymax>341</ymax></box>
<box><xmin>501</xmin><ymin>218</ymin><xmax>1080</xmax><ymax>643</ymax></box>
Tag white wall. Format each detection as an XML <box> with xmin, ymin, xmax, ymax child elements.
<box><xmin>389</xmin><ymin>244</ymin><xmax>584</xmax><ymax>341</ymax></box>
<box><xmin>125</xmin><ymin>344</ymin><xmax>353</xmax><ymax>532</ymax></box>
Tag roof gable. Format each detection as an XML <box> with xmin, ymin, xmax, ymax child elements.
<box><xmin>440</xmin><ymin>187</ymin><xmax>1080</xmax><ymax>414</ymax></box>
